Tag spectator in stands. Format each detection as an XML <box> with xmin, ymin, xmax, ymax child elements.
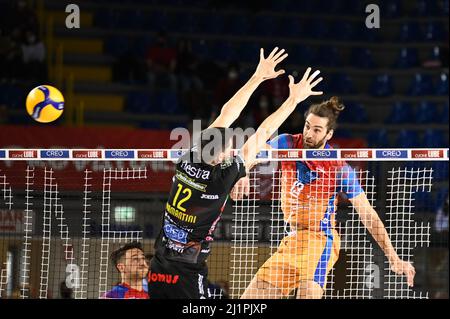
<box><xmin>103</xmin><ymin>242</ymin><xmax>149</xmax><ymax>299</ymax></box>
<box><xmin>146</xmin><ymin>31</ymin><xmax>177</xmax><ymax>90</ymax></box>
<box><xmin>20</xmin><ymin>29</ymin><xmax>46</xmax><ymax>81</ymax></box>
<box><xmin>435</xmin><ymin>194</ymin><xmax>449</xmax><ymax>232</ymax></box>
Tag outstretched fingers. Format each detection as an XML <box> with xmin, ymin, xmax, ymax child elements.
<box><xmin>272</xmin><ymin>48</ymin><xmax>286</xmax><ymax>61</ymax></box>
<box><xmin>310</xmin><ymin>77</ymin><xmax>323</xmax><ymax>88</ymax></box>
<box><xmin>301</xmin><ymin>67</ymin><xmax>312</xmax><ymax>82</ymax></box>
<box><xmin>267</xmin><ymin>46</ymin><xmax>279</xmax><ymax>59</ymax></box>
<box><xmin>307</xmin><ymin>70</ymin><xmax>321</xmax><ymax>83</ymax></box>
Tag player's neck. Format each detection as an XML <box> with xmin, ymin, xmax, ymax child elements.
<box><xmin>122</xmin><ymin>279</ymin><xmax>143</xmax><ymax>291</ymax></box>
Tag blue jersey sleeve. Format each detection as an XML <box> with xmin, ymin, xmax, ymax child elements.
<box><xmin>337</xmin><ymin>165</ymin><xmax>364</xmax><ymax>199</ymax></box>
<box><xmin>267</xmin><ymin>134</ymin><xmax>294</xmax><ymax>149</ymax></box>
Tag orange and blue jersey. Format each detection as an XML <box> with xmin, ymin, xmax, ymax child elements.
<box><xmin>261</xmin><ymin>133</ymin><xmax>364</xmax><ymax>290</ymax></box>
<box><xmin>268</xmin><ymin>133</ymin><xmax>363</xmax><ymax>232</ymax></box>
<box><xmin>103</xmin><ymin>283</ymin><xmax>149</xmax><ymax>299</ymax></box>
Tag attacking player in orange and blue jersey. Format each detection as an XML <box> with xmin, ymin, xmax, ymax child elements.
<box><xmin>234</xmin><ymin>95</ymin><xmax>416</xmax><ymax>299</ymax></box>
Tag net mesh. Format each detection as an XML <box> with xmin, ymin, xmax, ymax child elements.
<box><xmin>0</xmin><ymin>150</ymin><xmax>448</xmax><ymax>299</ymax></box>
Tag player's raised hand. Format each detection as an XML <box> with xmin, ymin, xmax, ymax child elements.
<box><xmin>288</xmin><ymin>67</ymin><xmax>323</xmax><ymax>105</ymax></box>
<box><xmin>389</xmin><ymin>258</ymin><xmax>416</xmax><ymax>287</ymax></box>
<box><xmin>253</xmin><ymin>47</ymin><xmax>288</xmax><ymax>81</ymax></box>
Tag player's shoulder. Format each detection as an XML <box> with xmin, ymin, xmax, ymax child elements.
<box><xmin>104</xmin><ymin>284</ymin><xmax>128</xmax><ymax>299</ymax></box>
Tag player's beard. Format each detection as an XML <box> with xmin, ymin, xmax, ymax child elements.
<box><xmin>303</xmin><ymin>135</ymin><xmax>328</xmax><ymax>149</ymax></box>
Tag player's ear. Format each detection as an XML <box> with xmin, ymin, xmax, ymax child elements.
<box><xmin>326</xmin><ymin>129</ymin><xmax>334</xmax><ymax>141</ymax></box>
<box><xmin>116</xmin><ymin>263</ymin><xmax>125</xmax><ymax>273</ymax></box>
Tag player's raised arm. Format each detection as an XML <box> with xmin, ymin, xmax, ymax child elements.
<box><xmin>240</xmin><ymin>67</ymin><xmax>323</xmax><ymax>170</ymax></box>
<box><xmin>350</xmin><ymin>192</ymin><xmax>416</xmax><ymax>287</ymax></box>
<box><xmin>208</xmin><ymin>47</ymin><xmax>288</xmax><ymax>128</ymax></box>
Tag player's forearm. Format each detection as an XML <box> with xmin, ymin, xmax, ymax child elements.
<box><xmin>219</xmin><ymin>75</ymin><xmax>264</xmax><ymax>124</ymax></box>
<box><xmin>360</xmin><ymin>210</ymin><xmax>399</xmax><ymax>262</ymax></box>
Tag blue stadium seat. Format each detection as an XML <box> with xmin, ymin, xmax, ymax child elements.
<box><xmin>333</xmin><ymin>129</ymin><xmax>353</xmax><ymax>138</ymax></box>
<box><xmin>169</xmin><ymin>12</ymin><xmax>198</xmax><ymax>33</ymax></box>
<box><xmin>328</xmin><ymin>21</ymin><xmax>354</xmax><ymax>41</ymax></box>
<box><xmin>191</xmin><ymin>39</ymin><xmax>210</xmax><ymax>60</ymax></box>
<box><xmin>423</xmin><ymin>129</ymin><xmax>447</xmax><ymax>148</ymax></box>
<box><xmin>0</xmin><ymin>84</ymin><xmax>25</xmax><ymax>109</ymax></box>
<box><xmin>126</xmin><ymin>92</ymin><xmax>152</xmax><ymax>113</ymax></box>
<box><xmin>398</xmin><ymin>22</ymin><xmax>420</xmax><ymax>41</ymax></box>
<box><xmin>211</xmin><ymin>41</ymin><xmax>236</xmax><ymax>62</ymax></box>
<box><xmin>250</xmin><ymin>14</ymin><xmax>278</xmax><ymax>36</ymax></box>
<box><xmin>370</xmin><ymin>74</ymin><xmax>394</xmax><ymax>97</ymax></box>
<box><xmin>441</xmin><ymin>102</ymin><xmax>449</xmax><ymax>124</ymax></box>
<box><xmin>153</xmin><ymin>90</ymin><xmax>180</xmax><ymax>114</ymax></box>
<box><xmin>396</xmin><ymin>130</ymin><xmax>419</xmax><ymax>148</ymax></box>
<box><xmin>423</xmin><ymin>21</ymin><xmax>445</xmax><ymax>41</ymax></box>
<box><xmin>330</xmin><ymin>73</ymin><xmax>355</xmax><ymax>94</ymax></box>
<box><xmin>351</xmin><ymin>47</ymin><xmax>376</xmax><ymax>68</ymax></box>
<box><xmin>435</xmin><ymin>187</ymin><xmax>449</xmax><ymax>210</ymax></box>
<box><xmin>367</xmin><ymin>129</ymin><xmax>390</xmax><ymax>148</ymax></box>
<box><xmin>290</xmin><ymin>45</ymin><xmax>314</xmax><ymax>65</ymax></box>
<box><xmin>435</xmin><ymin>73</ymin><xmax>449</xmax><ymax>95</ymax></box>
<box><xmin>314</xmin><ymin>46</ymin><xmax>340</xmax><ymax>67</ymax></box>
<box><xmin>116</xmin><ymin>9</ymin><xmax>144</xmax><ymax>30</ymax></box>
<box><xmin>383</xmin><ymin>0</ymin><xmax>402</xmax><ymax>18</ymax></box>
<box><xmin>385</xmin><ymin>101</ymin><xmax>414</xmax><ymax>124</ymax></box>
<box><xmin>277</xmin><ymin>16</ymin><xmax>302</xmax><ymax>37</ymax></box>
<box><xmin>414</xmin><ymin>191</ymin><xmax>434</xmax><ymax>212</ymax></box>
<box><xmin>413</xmin><ymin>0</ymin><xmax>440</xmax><ymax>16</ymax></box>
<box><xmin>239</xmin><ymin>42</ymin><xmax>260</xmax><ymax>64</ymax></box>
<box><xmin>416</xmin><ymin>101</ymin><xmax>439</xmax><ymax>123</ymax></box>
<box><xmin>269</xmin><ymin>0</ymin><xmax>289</xmax><ymax>12</ymax></box>
<box><xmin>433</xmin><ymin>162</ymin><xmax>449</xmax><ymax>183</ymax></box>
<box><xmin>133</xmin><ymin>35</ymin><xmax>154</xmax><ymax>58</ymax></box>
<box><xmin>394</xmin><ymin>47</ymin><xmax>419</xmax><ymax>68</ymax></box>
<box><xmin>105</xmin><ymin>36</ymin><xmax>129</xmax><ymax>56</ymax></box>
<box><xmin>143</xmin><ymin>10</ymin><xmax>170</xmax><ymax>31</ymax></box>
<box><xmin>339</xmin><ymin>102</ymin><xmax>368</xmax><ymax>123</ymax></box>
<box><xmin>307</xmin><ymin>21</ymin><xmax>328</xmax><ymax>39</ymax></box>
<box><xmin>198</xmin><ymin>13</ymin><xmax>225</xmax><ymax>34</ymax></box>
<box><xmin>226</xmin><ymin>14</ymin><xmax>250</xmax><ymax>35</ymax></box>
<box><xmin>407</xmin><ymin>73</ymin><xmax>434</xmax><ymax>96</ymax></box>
<box><xmin>443</xmin><ymin>0</ymin><xmax>449</xmax><ymax>15</ymax></box>
<box><xmin>94</xmin><ymin>9</ymin><xmax>117</xmax><ymax>28</ymax></box>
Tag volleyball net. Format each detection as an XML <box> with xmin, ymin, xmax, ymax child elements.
<box><xmin>0</xmin><ymin>148</ymin><xmax>448</xmax><ymax>299</ymax></box>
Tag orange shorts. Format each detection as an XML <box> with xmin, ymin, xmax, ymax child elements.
<box><xmin>256</xmin><ymin>228</ymin><xmax>340</xmax><ymax>296</ymax></box>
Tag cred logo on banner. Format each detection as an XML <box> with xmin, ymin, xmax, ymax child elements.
<box><xmin>306</xmin><ymin>150</ymin><xmax>337</xmax><ymax>159</ymax></box>
<box><xmin>41</xmin><ymin>150</ymin><xmax>70</xmax><ymax>158</ymax></box>
<box><xmin>376</xmin><ymin>150</ymin><xmax>408</xmax><ymax>158</ymax></box>
<box><xmin>105</xmin><ymin>150</ymin><xmax>134</xmax><ymax>158</ymax></box>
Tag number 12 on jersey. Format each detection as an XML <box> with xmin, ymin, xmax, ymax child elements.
<box><xmin>172</xmin><ymin>183</ymin><xmax>192</xmax><ymax>212</ymax></box>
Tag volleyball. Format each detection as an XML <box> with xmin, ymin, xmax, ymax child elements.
<box><xmin>26</xmin><ymin>85</ymin><xmax>64</xmax><ymax>123</ymax></box>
